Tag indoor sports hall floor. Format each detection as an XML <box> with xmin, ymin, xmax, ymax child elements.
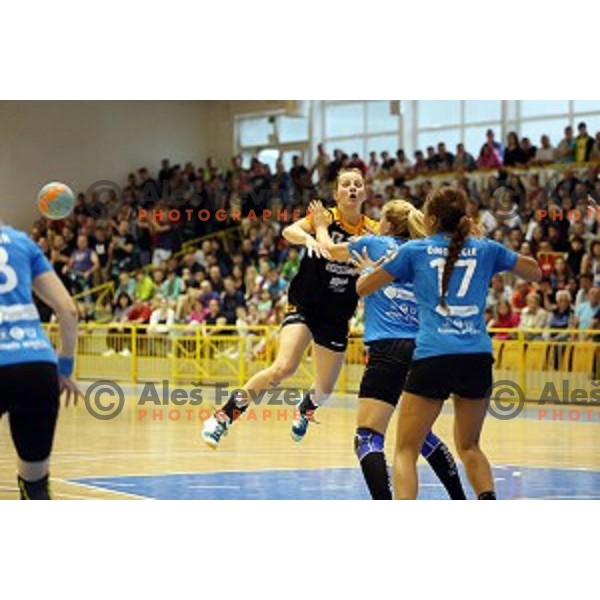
<box><xmin>1</xmin><ymin>386</ymin><xmax>599</xmax><ymax>500</ymax></box>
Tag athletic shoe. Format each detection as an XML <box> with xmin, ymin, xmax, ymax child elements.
<box><xmin>202</xmin><ymin>414</ymin><xmax>230</xmax><ymax>450</ymax></box>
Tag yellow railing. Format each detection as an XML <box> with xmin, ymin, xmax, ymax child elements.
<box><xmin>43</xmin><ymin>324</ymin><xmax>600</xmax><ymax>399</ymax></box>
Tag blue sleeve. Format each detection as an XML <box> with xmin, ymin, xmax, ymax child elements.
<box><xmin>382</xmin><ymin>243</ymin><xmax>413</xmax><ymax>283</ymax></box>
<box><xmin>29</xmin><ymin>239</ymin><xmax>53</xmax><ymax>279</ymax></box>
<box><xmin>348</xmin><ymin>235</ymin><xmax>389</xmax><ymax>261</ymax></box>
<box><xmin>488</xmin><ymin>240</ymin><xmax>518</xmax><ymax>274</ymax></box>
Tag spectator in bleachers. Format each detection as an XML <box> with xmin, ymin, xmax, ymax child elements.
<box><xmin>503</xmin><ymin>132</ymin><xmax>527</xmax><ymax>167</ymax></box>
<box><xmin>581</xmin><ymin>240</ymin><xmax>600</xmax><ymax>287</ymax></box>
<box><xmin>435</xmin><ymin>142</ymin><xmax>454</xmax><ymax>170</ymax></box>
<box><xmin>161</xmin><ymin>268</ymin><xmax>185</xmax><ymax>301</ymax></box>
<box><xmin>481</xmin><ymin>129</ymin><xmax>504</xmax><ymax>157</ymax></box>
<box><xmin>126</xmin><ymin>297</ymin><xmax>152</xmax><ymax>327</ymax></box>
<box><xmin>114</xmin><ymin>272</ymin><xmax>136</xmax><ymax>303</ymax></box>
<box><xmin>574</xmin><ymin>287</ymin><xmax>600</xmax><ymax>336</ymax></box>
<box><xmin>477</xmin><ymin>142</ymin><xmax>503</xmax><ymax>169</ymax></box>
<box><xmin>590</xmin><ymin>132</ymin><xmax>600</xmax><ymax>162</ymax></box>
<box><xmin>221</xmin><ymin>277</ymin><xmax>245</xmax><ymax>324</ymax></box>
<box><xmin>391</xmin><ymin>149</ymin><xmax>412</xmax><ymax>186</ymax></box>
<box><xmin>148</xmin><ymin>297</ymin><xmax>176</xmax><ymax>333</ymax></box>
<box><xmin>488</xmin><ymin>300</ymin><xmax>520</xmax><ymax>339</ymax></box>
<box><xmin>575</xmin><ymin>122</ymin><xmax>595</xmax><ymax>163</ymax></box>
<box><xmin>66</xmin><ymin>234</ymin><xmax>100</xmax><ymax>295</ymax></box>
<box><xmin>487</xmin><ymin>274</ymin><xmax>513</xmax><ymax>311</ymax></box>
<box><xmin>567</xmin><ymin>236</ymin><xmax>586</xmax><ymax>277</ymax></box>
<box><xmin>547</xmin><ymin>290</ymin><xmax>575</xmax><ymax>333</ymax></box>
<box><xmin>521</xmin><ymin>137</ymin><xmax>536</xmax><ymax>164</ymax></box>
<box><xmin>557</xmin><ymin>126</ymin><xmax>576</xmax><ymax>163</ymax></box>
<box><xmin>349</xmin><ymin>153</ymin><xmax>368</xmax><ymax>176</ymax></box>
<box><xmin>425</xmin><ymin>146</ymin><xmax>437</xmax><ymax>171</ymax></box>
<box><xmin>151</xmin><ymin>212</ymin><xmax>177</xmax><ymax>267</ymax></box>
<box><xmin>134</xmin><ymin>269</ymin><xmax>154</xmax><ymax>301</ymax></box>
<box><xmin>412</xmin><ymin>150</ymin><xmax>428</xmax><ymax>175</ymax></box>
<box><xmin>519</xmin><ymin>291</ymin><xmax>548</xmax><ymax>338</ymax></box>
<box><xmin>454</xmin><ymin>143</ymin><xmax>476</xmax><ymax>171</ymax></box>
<box><xmin>533</xmin><ymin>135</ymin><xmax>556</xmax><ymax>165</ymax></box>
<box><xmin>110</xmin><ymin>220</ymin><xmax>135</xmax><ymax>277</ymax></box>
<box><xmin>511</xmin><ymin>279</ymin><xmax>531</xmax><ymax>314</ymax></box>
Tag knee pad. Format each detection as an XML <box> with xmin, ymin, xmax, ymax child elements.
<box><xmin>354</xmin><ymin>427</ymin><xmax>385</xmax><ymax>461</ymax></box>
<box><xmin>420</xmin><ymin>431</ymin><xmax>442</xmax><ymax>459</ymax></box>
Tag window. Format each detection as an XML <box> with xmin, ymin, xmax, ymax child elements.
<box><xmin>366</xmin><ymin>101</ymin><xmax>399</xmax><ymax>134</ymax></box>
<box><xmin>519</xmin><ymin>118</ymin><xmax>570</xmax><ymax>147</ymax></box>
<box><xmin>573</xmin><ymin>100</ymin><xmax>600</xmax><ymax>113</ymax></box>
<box><xmin>238</xmin><ymin>117</ymin><xmax>273</xmax><ymax>147</ymax></box>
<box><xmin>464</xmin><ymin>100</ymin><xmax>501</xmax><ymax>123</ymax></box>
<box><xmin>366</xmin><ymin>135</ymin><xmax>399</xmax><ymax>158</ymax></box>
<box><xmin>325</xmin><ymin>103</ymin><xmax>364</xmax><ymax>137</ymax></box>
<box><xmin>464</xmin><ymin>126</ymin><xmax>493</xmax><ymax>157</ymax></box>
<box><xmin>418</xmin><ymin>128</ymin><xmax>461</xmax><ymax>153</ymax></box>
<box><xmin>417</xmin><ymin>100</ymin><xmax>460</xmax><ymax>128</ymax></box>
<box><xmin>257</xmin><ymin>148</ymin><xmax>279</xmax><ymax>172</ymax></box>
<box><xmin>520</xmin><ymin>100</ymin><xmax>569</xmax><ymax>118</ymax></box>
<box><xmin>278</xmin><ymin>115</ymin><xmax>309</xmax><ymax>143</ymax></box>
<box><xmin>329</xmin><ymin>137</ymin><xmax>364</xmax><ymax>158</ymax></box>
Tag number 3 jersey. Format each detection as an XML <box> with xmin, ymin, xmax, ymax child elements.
<box><xmin>287</xmin><ymin>207</ymin><xmax>379</xmax><ymax>324</ymax></box>
<box><xmin>383</xmin><ymin>233</ymin><xmax>518</xmax><ymax>360</ymax></box>
<box><xmin>0</xmin><ymin>226</ymin><xmax>57</xmax><ymax>367</ymax></box>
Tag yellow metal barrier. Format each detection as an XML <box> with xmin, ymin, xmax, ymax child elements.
<box><xmin>43</xmin><ymin>324</ymin><xmax>600</xmax><ymax>399</ymax></box>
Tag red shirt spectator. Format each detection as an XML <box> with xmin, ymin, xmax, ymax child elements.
<box><xmin>126</xmin><ymin>300</ymin><xmax>151</xmax><ymax>324</ymax></box>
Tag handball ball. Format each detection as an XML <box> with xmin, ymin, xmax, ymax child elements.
<box><xmin>37</xmin><ymin>182</ymin><xmax>76</xmax><ymax>220</ymax></box>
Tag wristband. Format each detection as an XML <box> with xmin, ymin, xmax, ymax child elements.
<box><xmin>58</xmin><ymin>356</ymin><xmax>74</xmax><ymax>377</ymax></box>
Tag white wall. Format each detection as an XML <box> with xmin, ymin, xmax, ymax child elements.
<box><xmin>0</xmin><ymin>101</ymin><xmax>211</xmax><ymax>229</ymax></box>
<box><xmin>0</xmin><ymin>100</ymin><xmax>290</xmax><ymax>230</ymax></box>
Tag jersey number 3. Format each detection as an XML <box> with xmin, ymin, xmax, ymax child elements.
<box><xmin>0</xmin><ymin>247</ymin><xmax>18</xmax><ymax>294</ymax></box>
<box><xmin>429</xmin><ymin>258</ymin><xmax>476</xmax><ymax>298</ymax></box>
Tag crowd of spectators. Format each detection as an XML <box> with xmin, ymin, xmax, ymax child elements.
<box><xmin>28</xmin><ymin>123</ymin><xmax>600</xmax><ymax>352</ymax></box>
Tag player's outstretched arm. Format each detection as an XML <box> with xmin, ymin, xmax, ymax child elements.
<box><xmin>282</xmin><ymin>216</ymin><xmax>332</xmax><ymax>259</ymax></box>
<box><xmin>32</xmin><ymin>270</ymin><xmax>82</xmax><ymax>406</ymax></box>
<box><xmin>512</xmin><ymin>255</ymin><xmax>542</xmax><ymax>282</ymax></box>
<box><xmin>352</xmin><ymin>247</ymin><xmax>394</xmax><ymax>297</ymax></box>
<box><xmin>308</xmin><ymin>200</ymin><xmax>352</xmax><ymax>261</ymax></box>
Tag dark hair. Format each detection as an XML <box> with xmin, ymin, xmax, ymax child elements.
<box><xmin>424</xmin><ymin>187</ymin><xmax>471</xmax><ymax>308</ymax></box>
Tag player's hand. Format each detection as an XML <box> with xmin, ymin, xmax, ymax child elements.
<box><xmin>350</xmin><ymin>247</ymin><xmax>386</xmax><ymax>272</ymax></box>
<box><xmin>59</xmin><ymin>376</ymin><xmax>83</xmax><ymax>407</ymax></box>
<box><xmin>308</xmin><ymin>200</ymin><xmax>329</xmax><ymax>230</ymax></box>
<box><xmin>305</xmin><ymin>236</ymin><xmax>332</xmax><ymax>260</ymax></box>
<box><xmin>586</xmin><ymin>193</ymin><xmax>598</xmax><ymax>211</ymax></box>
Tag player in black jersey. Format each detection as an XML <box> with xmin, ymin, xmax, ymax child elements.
<box><xmin>202</xmin><ymin>168</ymin><xmax>378</xmax><ymax>448</ymax></box>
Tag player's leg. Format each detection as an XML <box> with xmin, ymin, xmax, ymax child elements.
<box><xmin>392</xmin><ymin>392</ymin><xmax>443</xmax><ymax>499</ymax></box>
<box><xmin>291</xmin><ymin>342</ymin><xmax>345</xmax><ymax>441</ymax></box>
<box><xmin>355</xmin><ymin>398</ymin><xmax>395</xmax><ymax>499</ymax></box>
<box><xmin>420</xmin><ymin>430</ymin><xmax>466</xmax><ymax>500</ymax></box>
<box><xmin>452</xmin><ymin>396</ymin><xmax>495</xmax><ymax>499</ymax></box>
<box><xmin>8</xmin><ymin>363</ymin><xmax>60</xmax><ymax>500</ymax></box>
<box><xmin>202</xmin><ymin>322</ymin><xmax>312</xmax><ymax>448</ymax></box>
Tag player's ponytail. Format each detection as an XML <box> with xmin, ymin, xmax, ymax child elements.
<box><xmin>423</xmin><ymin>187</ymin><xmax>471</xmax><ymax>309</ymax></box>
<box><xmin>383</xmin><ymin>200</ymin><xmax>426</xmax><ymax>239</ymax></box>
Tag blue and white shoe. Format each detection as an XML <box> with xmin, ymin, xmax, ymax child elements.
<box><xmin>202</xmin><ymin>414</ymin><xmax>230</xmax><ymax>450</ymax></box>
<box><xmin>291</xmin><ymin>411</ymin><xmax>310</xmax><ymax>442</ymax></box>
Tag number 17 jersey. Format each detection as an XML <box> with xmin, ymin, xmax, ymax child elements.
<box><xmin>383</xmin><ymin>234</ymin><xmax>517</xmax><ymax>360</ymax></box>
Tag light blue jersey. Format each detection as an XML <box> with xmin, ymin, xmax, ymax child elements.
<box><xmin>383</xmin><ymin>234</ymin><xmax>518</xmax><ymax>360</ymax></box>
<box><xmin>0</xmin><ymin>226</ymin><xmax>57</xmax><ymax>367</ymax></box>
<box><xmin>349</xmin><ymin>235</ymin><xmax>418</xmax><ymax>343</ymax></box>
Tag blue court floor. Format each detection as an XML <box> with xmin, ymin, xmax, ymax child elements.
<box><xmin>71</xmin><ymin>464</ymin><xmax>600</xmax><ymax>500</ymax></box>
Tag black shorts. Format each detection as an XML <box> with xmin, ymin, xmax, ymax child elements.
<box><xmin>0</xmin><ymin>362</ymin><xmax>60</xmax><ymax>462</ymax></box>
<box><xmin>359</xmin><ymin>338</ymin><xmax>415</xmax><ymax>406</ymax></box>
<box><xmin>281</xmin><ymin>305</ymin><xmax>348</xmax><ymax>352</ymax></box>
<box><xmin>404</xmin><ymin>353</ymin><xmax>494</xmax><ymax>400</ymax></box>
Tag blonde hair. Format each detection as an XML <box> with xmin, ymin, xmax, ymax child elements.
<box><xmin>382</xmin><ymin>199</ymin><xmax>426</xmax><ymax>239</ymax></box>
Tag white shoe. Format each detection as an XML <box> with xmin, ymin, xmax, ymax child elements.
<box><xmin>102</xmin><ymin>349</ymin><xmax>116</xmax><ymax>357</ymax></box>
<box><xmin>201</xmin><ymin>415</ymin><xmax>230</xmax><ymax>450</ymax></box>
<box><xmin>119</xmin><ymin>348</ymin><xmax>131</xmax><ymax>357</ymax></box>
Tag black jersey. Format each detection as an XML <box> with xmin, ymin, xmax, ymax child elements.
<box><xmin>287</xmin><ymin>207</ymin><xmax>379</xmax><ymax>323</ymax></box>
